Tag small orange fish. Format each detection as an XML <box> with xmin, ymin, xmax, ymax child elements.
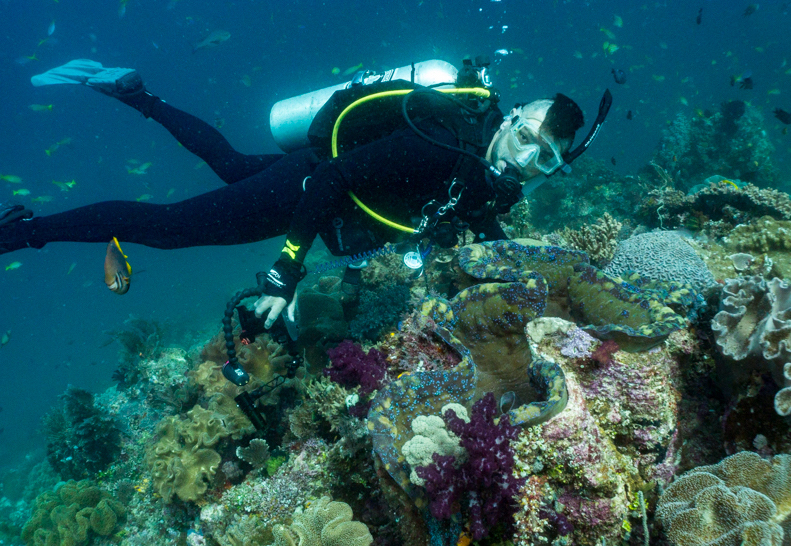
<box><xmin>104</xmin><ymin>237</ymin><xmax>132</xmax><ymax>294</ymax></box>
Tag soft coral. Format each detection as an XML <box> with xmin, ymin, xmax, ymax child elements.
<box><xmin>325</xmin><ymin>340</ymin><xmax>387</xmax><ymax>396</ymax></box>
<box><xmin>416</xmin><ymin>393</ymin><xmax>524</xmax><ymax>541</ymax></box>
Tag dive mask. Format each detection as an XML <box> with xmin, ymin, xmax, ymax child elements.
<box><xmin>506</xmin><ymin>116</ymin><xmax>565</xmax><ymax>175</ymax></box>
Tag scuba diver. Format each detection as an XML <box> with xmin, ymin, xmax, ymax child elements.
<box><xmin>1</xmin><ymin>57</ymin><xmax>610</xmax><ymax>337</ymax></box>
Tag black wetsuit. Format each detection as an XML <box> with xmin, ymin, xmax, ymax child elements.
<box><xmin>3</xmin><ymin>94</ymin><xmax>506</xmax><ymax>258</ymax></box>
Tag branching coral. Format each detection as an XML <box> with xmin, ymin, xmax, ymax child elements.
<box><xmin>42</xmin><ymin>386</ymin><xmax>121</xmax><ymax>480</ymax></box>
<box><xmin>559</xmin><ymin>213</ymin><xmax>623</xmax><ymax>267</ymax></box>
<box><xmin>656</xmin><ymin>451</ymin><xmax>791</xmax><ymax>546</ymax></box>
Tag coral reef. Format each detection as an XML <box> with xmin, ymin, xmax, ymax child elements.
<box><xmin>200</xmin><ymin>439</ymin><xmax>334</xmax><ymax>545</ymax></box>
<box><xmin>510</xmin><ymin>324</ymin><xmax>683</xmax><ymax>545</ymax></box>
<box><xmin>270</xmin><ymin>496</ymin><xmax>372</xmax><ymax>546</ymax></box>
<box><xmin>637</xmin><ymin>180</ymin><xmax>791</xmax><ymax>233</ymax></box>
<box><xmin>559</xmin><ymin>212</ymin><xmax>623</xmax><ymax>267</ymax></box>
<box><xmin>527</xmin><ymin>156</ymin><xmax>644</xmax><ymax>232</ymax></box>
<box><xmin>42</xmin><ymin>386</ymin><xmax>121</xmax><ymax>480</ymax></box>
<box><xmin>145</xmin><ymin>405</ymin><xmax>231</xmax><ymax>503</ymax></box>
<box><xmin>107</xmin><ymin>316</ymin><xmax>166</xmax><ymax>388</ymax></box>
<box><xmin>458</xmin><ymin>240</ymin><xmax>689</xmax><ymax>351</ymax></box>
<box><xmin>368</xmin><ymin>281</ymin><xmax>570</xmax><ymax>543</ymax></box>
<box><xmin>651</xmin><ymin>102</ymin><xmax>779</xmax><ymax>192</ymax></box>
<box><xmin>416</xmin><ymin>393</ymin><xmax>524</xmax><ymax>541</ymax></box>
<box><xmin>656</xmin><ymin>451</ymin><xmax>791</xmax><ymax>546</ymax></box>
<box><xmin>603</xmin><ymin>230</ymin><xmax>717</xmax><ymax>294</ymax></box>
<box><xmin>349</xmin><ymin>284</ymin><xmax>410</xmax><ymax>341</ymax></box>
<box><xmin>21</xmin><ymin>479</ymin><xmax>125</xmax><ymax>545</ymax></box>
<box><xmin>727</xmin><ymin>216</ymin><xmax>791</xmax><ymax>253</ymax></box>
<box><xmin>711</xmin><ymin>276</ymin><xmax>791</xmax><ymax>415</ymax></box>
<box><xmin>237</xmin><ymin>439</ymin><xmax>271</xmax><ymax>469</ymax></box>
<box><xmin>324</xmin><ymin>341</ymin><xmax>387</xmax><ymax>398</ymax></box>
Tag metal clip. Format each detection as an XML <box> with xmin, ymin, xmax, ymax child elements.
<box><xmin>416</xmin><ymin>179</ymin><xmax>465</xmax><ymax>235</ymax></box>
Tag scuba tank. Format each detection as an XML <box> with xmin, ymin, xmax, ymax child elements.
<box><xmin>270</xmin><ymin>59</ymin><xmax>459</xmax><ymax>153</ymax></box>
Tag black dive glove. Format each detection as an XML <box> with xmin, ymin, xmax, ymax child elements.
<box><xmin>263</xmin><ymin>258</ymin><xmax>307</xmax><ymax>302</ymax></box>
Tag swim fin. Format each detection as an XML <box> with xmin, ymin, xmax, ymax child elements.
<box><xmin>31</xmin><ymin>59</ymin><xmax>137</xmax><ymax>91</ymax></box>
<box><xmin>0</xmin><ymin>203</ymin><xmax>33</xmax><ymax>228</ymax></box>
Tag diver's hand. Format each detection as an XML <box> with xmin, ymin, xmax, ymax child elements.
<box><xmin>254</xmin><ymin>294</ymin><xmax>297</xmax><ymax>329</ymax></box>
<box><xmin>254</xmin><ymin>258</ymin><xmax>306</xmax><ymax>329</ymax></box>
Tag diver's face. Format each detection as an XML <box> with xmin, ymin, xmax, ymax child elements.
<box><xmin>487</xmin><ymin>111</ymin><xmax>543</xmax><ymax>181</ymax></box>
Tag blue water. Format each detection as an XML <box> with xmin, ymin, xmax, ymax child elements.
<box><xmin>0</xmin><ymin>0</ymin><xmax>789</xmax><ymax>469</ymax></box>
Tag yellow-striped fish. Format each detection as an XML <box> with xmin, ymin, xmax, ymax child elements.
<box><xmin>104</xmin><ymin>237</ymin><xmax>132</xmax><ymax>294</ymax></box>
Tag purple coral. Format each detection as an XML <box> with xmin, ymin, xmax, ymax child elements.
<box><xmin>559</xmin><ymin>327</ymin><xmax>596</xmax><ymax>359</ymax></box>
<box><xmin>325</xmin><ymin>340</ymin><xmax>387</xmax><ymax>397</ymax></box>
<box><xmin>416</xmin><ymin>393</ymin><xmax>525</xmax><ymax>541</ymax></box>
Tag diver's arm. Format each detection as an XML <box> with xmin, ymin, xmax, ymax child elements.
<box><xmin>255</xmin><ymin>123</ymin><xmax>460</xmax><ymax>327</ymax></box>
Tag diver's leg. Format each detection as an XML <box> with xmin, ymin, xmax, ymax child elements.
<box><xmin>91</xmin><ymin>68</ymin><xmax>282</xmax><ymax>184</ymax></box>
<box><xmin>33</xmin><ymin>60</ymin><xmax>282</xmax><ymax>183</ymax></box>
<box><xmin>0</xmin><ymin>148</ymin><xmax>318</xmax><ymax>253</ymax></box>
<box><xmin>139</xmin><ymin>98</ymin><xmax>284</xmax><ymax>184</ymax></box>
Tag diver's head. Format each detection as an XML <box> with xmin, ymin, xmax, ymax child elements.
<box><xmin>487</xmin><ymin>93</ymin><xmax>585</xmax><ymax>180</ymax></box>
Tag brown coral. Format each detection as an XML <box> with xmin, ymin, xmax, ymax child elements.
<box><xmin>146</xmin><ymin>405</ymin><xmax>230</xmax><ymax>503</ymax></box>
<box><xmin>641</xmin><ymin>182</ymin><xmax>791</xmax><ymax>230</ymax></box>
<box><xmin>21</xmin><ymin>480</ymin><xmax>125</xmax><ymax>545</ymax></box>
<box><xmin>559</xmin><ymin>213</ymin><xmax>622</xmax><ymax>266</ymax></box>
<box><xmin>271</xmin><ymin>496</ymin><xmax>372</xmax><ymax>546</ymax></box>
<box><xmin>727</xmin><ymin>216</ymin><xmax>791</xmax><ymax>253</ymax></box>
<box><xmin>656</xmin><ymin>451</ymin><xmax>791</xmax><ymax>546</ymax></box>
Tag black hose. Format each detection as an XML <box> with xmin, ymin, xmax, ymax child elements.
<box><xmin>400</xmin><ymin>87</ymin><xmax>496</xmax><ymax>171</ymax></box>
<box><xmin>221</xmin><ymin>279</ymin><xmax>266</xmax><ymax>385</ymax></box>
